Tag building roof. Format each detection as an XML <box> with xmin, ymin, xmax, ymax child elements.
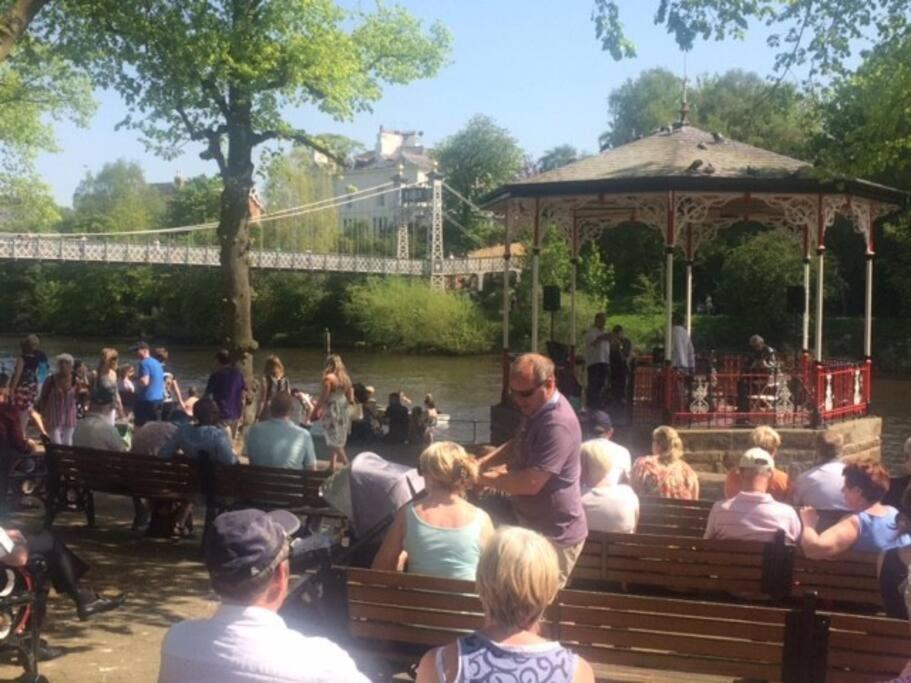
<box><xmin>351</xmin><ymin>149</ymin><xmax>434</xmax><ymax>173</ymax></box>
<box><xmin>468</xmin><ymin>243</ymin><xmax>525</xmax><ymax>259</ymax></box>
<box><xmin>485</xmin><ymin>125</ymin><xmax>909</xmax><ymax>207</ymax></box>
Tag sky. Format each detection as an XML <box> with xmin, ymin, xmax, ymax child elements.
<box><xmin>36</xmin><ymin>1</ymin><xmax>799</xmax><ymax>207</ymax></box>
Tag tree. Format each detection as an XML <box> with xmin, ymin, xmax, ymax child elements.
<box><xmin>0</xmin><ymin>27</ymin><xmax>93</xmax><ymax>229</ymax></box>
<box><xmin>578</xmin><ymin>242</ymin><xmax>614</xmax><ymax>310</ymax></box>
<box><xmin>262</xmin><ymin>144</ymin><xmax>347</xmax><ymax>253</ymax></box>
<box><xmin>0</xmin><ymin>0</ymin><xmax>49</xmax><ymax>63</ymax></box>
<box><xmin>434</xmin><ymin>114</ymin><xmax>524</xmax><ymax>253</ymax></box>
<box><xmin>167</xmin><ymin>174</ymin><xmax>222</xmax><ymax>227</ymax></box>
<box><xmin>70</xmin><ymin>159</ymin><xmax>166</xmax><ymax>232</ymax></box>
<box><xmin>592</xmin><ymin>1</ymin><xmax>909</xmax><ymax>79</ymax></box>
<box><xmin>601</xmin><ymin>68</ymin><xmax>816</xmax><ymax>157</ymax></box>
<box><xmin>538</xmin><ymin>144</ymin><xmax>580</xmax><ymax>172</ymax></box>
<box><xmin>39</xmin><ymin>1</ymin><xmax>450</xmax><ymax>379</ymax></box>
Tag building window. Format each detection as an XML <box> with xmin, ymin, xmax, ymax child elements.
<box><xmin>378</xmin><ymin>193</ymin><xmax>385</xmax><ymax>207</ymax></box>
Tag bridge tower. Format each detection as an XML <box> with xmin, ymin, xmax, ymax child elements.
<box><xmin>393</xmin><ymin>164</ymin><xmax>409</xmax><ymax>260</ymax></box>
<box><xmin>429</xmin><ymin>165</ymin><xmax>445</xmax><ymax>290</ymax></box>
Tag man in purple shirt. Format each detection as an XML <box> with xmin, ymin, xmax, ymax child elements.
<box><xmin>479</xmin><ymin>353</ymin><xmax>587</xmax><ymax>585</ymax></box>
<box><xmin>204</xmin><ymin>349</ymin><xmax>246</xmax><ymax>437</ymax></box>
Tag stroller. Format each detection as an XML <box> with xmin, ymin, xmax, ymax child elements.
<box><xmin>280</xmin><ymin>453</ymin><xmax>425</xmax><ymax>677</ymax></box>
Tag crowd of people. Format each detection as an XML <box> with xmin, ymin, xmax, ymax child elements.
<box><xmin>4</xmin><ymin>336</ymin><xmax>911</xmax><ymax>681</ymax></box>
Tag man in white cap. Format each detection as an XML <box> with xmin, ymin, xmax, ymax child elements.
<box><xmin>159</xmin><ymin>509</ymin><xmax>368</xmax><ymax>682</ymax></box>
<box><xmin>704</xmin><ymin>448</ymin><xmax>801</xmax><ymax>544</ymax></box>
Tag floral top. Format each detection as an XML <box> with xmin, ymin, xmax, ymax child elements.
<box><xmin>630</xmin><ymin>455</ymin><xmax>700</xmax><ymax>500</ymax></box>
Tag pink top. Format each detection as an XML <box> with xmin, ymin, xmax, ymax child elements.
<box><xmin>704</xmin><ymin>491</ymin><xmax>802</xmax><ymax>544</ymax></box>
<box><xmin>41</xmin><ymin>376</ymin><xmax>77</xmax><ymax>431</ymax></box>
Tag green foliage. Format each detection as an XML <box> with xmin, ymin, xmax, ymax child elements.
<box><xmin>42</xmin><ymin>1</ymin><xmax>451</xmax><ymax>165</ymax></box>
<box><xmin>631</xmin><ymin>273</ymin><xmax>663</xmax><ymax>315</ymax></box>
<box><xmin>0</xmin><ymin>33</ymin><xmax>94</xmax><ymax>225</ymax></box>
<box><xmin>815</xmin><ymin>35</ymin><xmax>911</xmax><ymax>185</ymax></box>
<box><xmin>591</xmin><ymin>1</ymin><xmax>909</xmax><ymax>78</ymax></box>
<box><xmin>538</xmin><ymin>145</ymin><xmax>580</xmax><ymax>172</ymax></box>
<box><xmin>69</xmin><ymin>159</ymin><xmax>165</xmax><ymax>232</ymax></box>
<box><xmin>168</xmin><ymin>175</ymin><xmax>222</xmax><ymax>227</ymax></box>
<box><xmin>344</xmin><ymin>278</ymin><xmax>496</xmax><ymax>354</ymax></box>
<box><xmin>601</xmin><ymin>68</ymin><xmax>817</xmax><ymax>156</ymax></box>
<box><xmin>434</xmin><ymin>114</ymin><xmax>524</xmax><ymax>253</ymax></box>
<box><xmin>578</xmin><ymin>242</ymin><xmax>614</xmax><ymax>309</ymax></box>
<box><xmin>262</xmin><ymin>146</ymin><xmax>340</xmax><ymax>252</ymax></box>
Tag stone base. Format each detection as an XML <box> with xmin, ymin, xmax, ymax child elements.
<box><xmin>490</xmin><ymin>401</ymin><xmax>882</xmax><ymax>484</ymax></box>
<box><xmin>618</xmin><ymin>417</ymin><xmax>882</xmax><ymax>476</ymax></box>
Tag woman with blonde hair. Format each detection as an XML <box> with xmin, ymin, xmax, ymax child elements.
<box><xmin>581</xmin><ymin>440</ymin><xmax>639</xmax><ymax>533</ymax></box>
<box><xmin>416</xmin><ymin>527</ymin><xmax>594</xmax><ymax>683</ymax></box>
<box><xmin>373</xmin><ymin>441</ymin><xmax>494</xmax><ymax>580</ymax></box>
<box><xmin>94</xmin><ymin>347</ymin><xmax>124</xmax><ymax>424</ymax></box>
<box><xmin>257</xmin><ymin>354</ymin><xmax>290</xmax><ymax>421</ymax></box>
<box><xmin>630</xmin><ymin>425</ymin><xmax>700</xmax><ymax>500</ymax></box>
<box><xmin>311</xmin><ymin>354</ymin><xmax>354</xmax><ymax>470</ymax></box>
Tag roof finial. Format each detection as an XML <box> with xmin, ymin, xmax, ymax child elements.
<box><xmin>678</xmin><ymin>52</ymin><xmax>690</xmax><ymax>127</ymax></box>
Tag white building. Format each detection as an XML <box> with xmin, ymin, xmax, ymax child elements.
<box><xmin>333</xmin><ymin>127</ymin><xmax>433</xmax><ymax>233</ymax></box>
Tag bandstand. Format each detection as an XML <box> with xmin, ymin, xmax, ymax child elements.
<box><xmin>484</xmin><ymin>118</ymin><xmax>909</xmax><ymax>466</ymax></box>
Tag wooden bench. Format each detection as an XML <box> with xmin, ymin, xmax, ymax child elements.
<box><xmin>637</xmin><ymin>496</ymin><xmax>713</xmax><ymax>537</ymax></box>
<box><xmin>824</xmin><ymin>610</ymin><xmax>911</xmax><ymax>682</ymax></box>
<box><xmin>573</xmin><ymin>530</ymin><xmax>793</xmax><ymax>601</ymax></box>
<box><xmin>342</xmin><ymin>567</ymin><xmax>827</xmax><ymax>682</ymax></box>
<box><xmin>792</xmin><ymin>550</ymin><xmax>883</xmax><ymax>612</ymax></box>
<box><xmin>44</xmin><ymin>444</ymin><xmax>343</xmax><ymax>530</ymax></box>
<box><xmin>44</xmin><ymin>443</ymin><xmax>201</xmax><ymax>527</ymax></box>
<box><xmin>208</xmin><ymin>463</ymin><xmax>341</xmax><ymax>527</ymax></box>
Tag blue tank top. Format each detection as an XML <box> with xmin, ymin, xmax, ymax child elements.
<box><xmin>436</xmin><ymin>632</ymin><xmax>578</xmax><ymax>683</ymax></box>
<box><xmin>403</xmin><ymin>503</ymin><xmax>486</xmax><ymax>581</ymax></box>
<box><xmin>853</xmin><ymin>507</ymin><xmax>911</xmax><ymax>553</ymax></box>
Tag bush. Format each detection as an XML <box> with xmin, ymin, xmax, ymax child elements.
<box><xmin>344</xmin><ymin>278</ymin><xmax>496</xmax><ymax>354</ymax></box>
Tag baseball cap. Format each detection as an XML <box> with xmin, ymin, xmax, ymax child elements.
<box><xmin>588</xmin><ymin>410</ymin><xmax>613</xmax><ymax>433</ymax></box>
<box><xmin>130</xmin><ymin>341</ymin><xmax>150</xmax><ymax>351</ymax></box>
<box><xmin>205</xmin><ymin>509</ymin><xmax>300</xmax><ymax>585</ymax></box>
<box><xmin>739</xmin><ymin>447</ymin><xmax>774</xmax><ymax>470</ymax></box>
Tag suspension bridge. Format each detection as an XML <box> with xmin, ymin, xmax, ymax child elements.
<box><xmin>0</xmin><ymin>177</ymin><xmax>520</xmax><ymax>290</ymax></box>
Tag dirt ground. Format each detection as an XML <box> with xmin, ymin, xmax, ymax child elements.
<box><xmin>0</xmin><ymin>494</ymin><xmax>216</xmax><ymax>683</ymax></box>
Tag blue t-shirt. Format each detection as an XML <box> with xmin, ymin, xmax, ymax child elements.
<box><xmin>136</xmin><ymin>357</ymin><xmax>165</xmax><ymax>402</ymax></box>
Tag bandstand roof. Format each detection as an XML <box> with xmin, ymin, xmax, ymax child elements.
<box><xmin>485</xmin><ymin>125</ymin><xmax>909</xmax><ymax>207</ymax></box>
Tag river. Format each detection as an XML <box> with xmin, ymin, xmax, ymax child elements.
<box><xmin>1</xmin><ymin>336</ymin><xmax>908</xmax><ymax>467</ymax></box>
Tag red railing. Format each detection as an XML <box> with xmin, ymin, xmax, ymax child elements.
<box><xmin>631</xmin><ymin>355</ymin><xmax>871</xmax><ymax>428</ymax></box>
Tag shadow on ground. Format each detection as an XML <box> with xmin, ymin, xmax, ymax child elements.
<box><xmin>0</xmin><ymin>494</ymin><xmax>216</xmax><ymax>683</ymax></box>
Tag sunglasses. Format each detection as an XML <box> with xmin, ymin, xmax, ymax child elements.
<box><xmin>509</xmin><ymin>379</ymin><xmax>546</xmax><ymax>399</ymax></box>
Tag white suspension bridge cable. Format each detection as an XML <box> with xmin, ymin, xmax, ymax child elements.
<box><xmin>9</xmin><ymin>181</ymin><xmax>411</xmax><ymax>240</ymax></box>
<box><xmin>442</xmin><ymin>182</ymin><xmax>494</xmax><ymax>217</ymax></box>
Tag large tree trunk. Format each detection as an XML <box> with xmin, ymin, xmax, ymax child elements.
<box><xmin>218</xmin><ymin>113</ymin><xmax>257</xmax><ymax>409</ymax></box>
<box><xmin>0</xmin><ymin>0</ymin><xmax>50</xmax><ymax>63</ymax></box>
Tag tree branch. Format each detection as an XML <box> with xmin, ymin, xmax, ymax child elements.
<box><xmin>176</xmin><ymin>104</ymin><xmax>227</xmax><ymax>175</ymax></box>
<box><xmin>251</xmin><ymin>129</ymin><xmax>344</xmax><ymax>164</ymax></box>
<box><xmin>201</xmin><ymin>76</ymin><xmax>230</xmax><ymax>119</ymax></box>
<box><xmin>0</xmin><ymin>0</ymin><xmax>51</xmax><ymax>63</ymax></box>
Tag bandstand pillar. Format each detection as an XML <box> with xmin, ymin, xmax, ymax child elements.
<box><xmin>663</xmin><ymin>193</ymin><xmax>676</xmax><ymax>420</ymax></box>
<box><xmin>530</xmin><ymin>198</ymin><xmax>542</xmax><ymax>353</ymax></box>
<box><xmin>501</xmin><ymin>210</ymin><xmax>512</xmax><ymax>402</ymax></box>
<box><xmin>815</xmin><ymin>198</ymin><xmax>826</xmax><ymax>362</ymax></box>
<box><xmin>569</xmin><ymin>218</ymin><xmax>579</xmax><ymax>358</ymax></box>
<box><xmin>685</xmin><ymin>259</ymin><xmax>694</xmax><ymax>335</ymax></box>
<box><xmin>864</xmin><ymin>253</ymin><xmax>874</xmax><ymax>359</ymax></box>
<box><xmin>802</xmin><ymin>256</ymin><xmax>811</xmax><ymax>353</ymax></box>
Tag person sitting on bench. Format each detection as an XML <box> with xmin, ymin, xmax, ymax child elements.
<box><xmin>159</xmin><ymin>398</ymin><xmax>237</xmax><ymax>465</ymax></box>
<box><xmin>800</xmin><ymin>459</ymin><xmax>911</xmax><ymax>558</ymax></box>
<box><xmin>705</xmin><ymin>448</ymin><xmax>801</xmax><ymax>543</ymax></box>
<box><xmin>0</xmin><ymin>526</ymin><xmax>125</xmax><ymax>661</ymax></box>
<box><xmin>372</xmin><ymin>442</ymin><xmax>494</xmax><ymax>580</ymax></box>
<box><xmin>159</xmin><ymin>509</ymin><xmax>368</xmax><ymax>682</ymax></box>
<box><xmin>724</xmin><ymin>426</ymin><xmax>790</xmax><ymax>502</ymax></box>
<box><xmin>580</xmin><ymin>439</ymin><xmax>639</xmax><ymax>534</ymax></box>
<box><xmin>416</xmin><ymin>526</ymin><xmax>594</xmax><ymax>683</ymax></box>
